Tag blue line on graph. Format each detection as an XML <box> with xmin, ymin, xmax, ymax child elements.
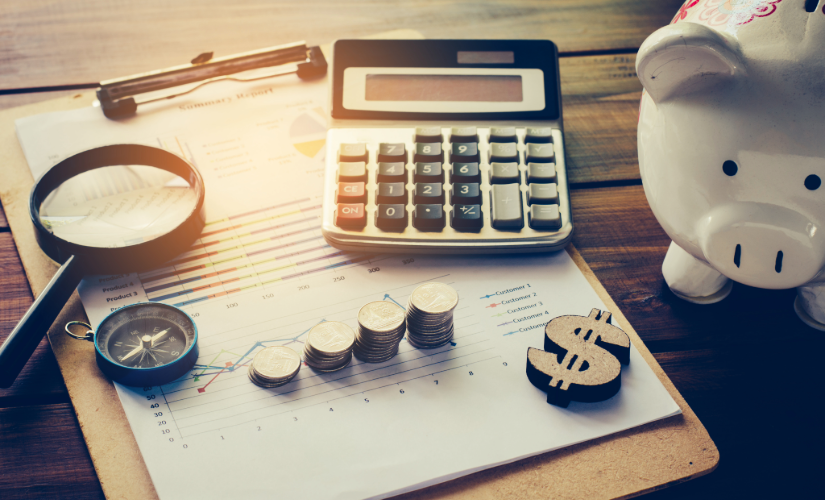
<box><xmin>383</xmin><ymin>293</ymin><xmax>405</xmax><ymax>310</ymax></box>
<box><xmin>480</xmin><ymin>294</ymin><xmax>495</xmax><ymax>299</ymax></box>
<box><xmin>192</xmin><ymin>320</ymin><xmax>326</xmax><ymax>376</ymax></box>
<box><xmin>503</xmin><ymin>330</ymin><xmax>518</xmax><ymax>336</ymax></box>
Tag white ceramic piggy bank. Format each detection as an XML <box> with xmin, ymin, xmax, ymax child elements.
<box><xmin>636</xmin><ymin>1</ymin><xmax>825</xmax><ymax>329</ymax></box>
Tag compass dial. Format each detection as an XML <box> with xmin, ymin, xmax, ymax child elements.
<box><xmin>95</xmin><ymin>303</ymin><xmax>196</xmax><ymax>370</ymax></box>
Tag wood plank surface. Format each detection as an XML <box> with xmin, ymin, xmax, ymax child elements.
<box><xmin>0</xmin><ymin>54</ymin><xmax>644</xmax><ymax>186</ymax></box>
<box><xmin>0</xmin><ymin>0</ymin><xmax>681</xmax><ymax>90</ymax></box>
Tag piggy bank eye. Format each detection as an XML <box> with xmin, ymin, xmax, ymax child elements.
<box><xmin>805</xmin><ymin>175</ymin><xmax>821</xmax><ymax>191</ymax></box>
<box><xmin>722</xmin><ymin>160</ymin><xmax>738</xmax><ymax>176</ymax></box>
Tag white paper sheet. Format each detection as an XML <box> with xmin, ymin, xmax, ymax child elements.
<box><xmin>16</xmin><ymin>74</ymin><xmax>680</xmax><ymax>500</ymax></box>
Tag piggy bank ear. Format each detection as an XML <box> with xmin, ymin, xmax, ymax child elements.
<box><xmin>636</xmin><ymin>22</ymin><xmax>745</xmax><ymax>103</ymax></box>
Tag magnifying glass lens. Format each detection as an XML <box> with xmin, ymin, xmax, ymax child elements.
<box><xmin>39</xmin><ymin>165</ymin><xmax>200</xmax><ymax>248</ymax></box>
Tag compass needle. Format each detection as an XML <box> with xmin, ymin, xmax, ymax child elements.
<box><xmin>85</xmin><ymin>303</ymin><xmax>198</xmax><ymax>386</ymax></box>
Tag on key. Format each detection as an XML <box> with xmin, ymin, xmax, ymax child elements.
<box><xmin>335</xmin><ymin>203</ymin><xmax>366</xmax><ymax>229</ymax></box>
<box><xmin>413</xmin><ymin>204</ymin><xmax>445</xmax><ymax>230</ymax></box>
<box><xmin>414</xmin><ymin>162</ymin><xmax>444</xmax><ymax>183</ymax></box>
<box><xmin>376</xmin><ymin>204</ymin><xmax>407</xmax><ymax>230</ymax></box>
<box><xmin>452</xmin><ymin>204</ymin><xmax>483</xmax><ymax>230</ymax></box>
<box><xmin>377</xmin><ymin>162</ymin><xmax>407</xmax><ymax>183</ymax></box>
<box><xmin>376</xmin><ymin>182</ymin><xmax>407</xmax><ymax>205</ymax></box>
<box><xmin>337</xmin><ymin>182</ymin><xmax>366</xmax><ymax>204</ymax></box>
<box><xmin>338</xmin><ymin>143</ymin><xmax>369</xmax><ymax>163</ymax></box>
<box><xmin>415</xmin><ymin>126</ymin><xmax>442</xmax><ymax>143</ymax></box>
<box><xmin>414</xmin><ymin>142</ymin><xmax>443</xmax><ymax>163</ymax></box>
<box><xmin>451</xmin><ymin>183</ymin><xmax>482</xmax><ymax>205</ymax></box>
<box><xmin>451</xmin><ymin>162</ymin><xmax>481</xmax><ymax>183</ymax></box>
<box><xmin>378</xmin><ymin>143</ymin><xmax>407</xmax><ymax>163</ymax></box>
<box><xmin>414</xmin><ymin>183</ymin><xmax>445</xmax><ymax>205</ymax></box>
<box><xmin>451</xmin><ymin>142</ymin><xmax>479</xmax><ymax>163</ymax></box>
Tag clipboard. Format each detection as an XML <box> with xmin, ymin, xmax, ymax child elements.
<box><xmin>0</xmin><ymin>30</ymin><xmax>718</xmax><ymax>499</ymax></box>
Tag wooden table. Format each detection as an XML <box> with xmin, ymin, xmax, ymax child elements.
<box><xmin>0</xmin><ymin>1</ymin><xmax>821</xmax><ymax>498</ymax></box>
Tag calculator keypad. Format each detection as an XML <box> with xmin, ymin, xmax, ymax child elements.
<box><xmin>326</xmin><ymin>126</ymin><xmax>571</xmax><ymax>252</ymax></box>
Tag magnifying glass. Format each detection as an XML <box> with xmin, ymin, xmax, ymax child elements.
<box><xmin>0</xmin><ymin>144</ymin><xmax>205</xmax><ymax>387</ymax></box>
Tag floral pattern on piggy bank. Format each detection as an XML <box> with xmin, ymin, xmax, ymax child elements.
<box><xmin>636</xmin><ymin>0</ymin><xmax>825</xmax><ymax>329</ymax></box>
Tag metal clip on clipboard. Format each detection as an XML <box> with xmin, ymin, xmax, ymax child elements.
<box><xmin>96</xmin><ymin>41</ymin><xmax>327</xmax><ymax>119</ymax></box>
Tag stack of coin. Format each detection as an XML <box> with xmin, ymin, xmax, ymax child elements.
<box><xmin>354</xmin><ymin>301</ymin><xmax>406</xmax><ymax>363</ymax></box>
<box><xmin>406</xmin><ymin>282</ymin><xmax>459</xmax><ymax>349</ymax></box>
<box><xmin>303</xmin><ymin>321</ymin><xmax>356</xmax><ymax>372</ymax></box>
<box><xmin>248</xmin><ymin>346</ymin><xmax>302</xmax><ymax>388</ymax></box>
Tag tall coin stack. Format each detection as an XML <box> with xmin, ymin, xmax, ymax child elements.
<box><xmin>354</xmin><ymin>301</ymin><xmax>406</xmax><ymax>363</ymax></box>
<box><xmin>303</xmin><ymin>321</ymin><xmax>356</xmax><ymax>372</ymax></box>
<box><xmin>406</xmin><ymin>282</ymin><xmax>459</xmax><ymax>349</ymax></box>
<box><xmin>248</xmin><ymin>346</ymin><xmax>302</xmax><ymax>388</ymax></box>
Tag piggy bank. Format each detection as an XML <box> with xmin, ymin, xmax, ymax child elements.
<box><xmin>636</xmin><ymin>1</ymin><xmax>825</xmax><ymax>329</ymax></box>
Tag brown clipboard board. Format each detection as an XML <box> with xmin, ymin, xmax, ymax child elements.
<box><xmin>0</xmin><ymin>38</ymin><xmax>718</xmax><ymax>500</ymax></box>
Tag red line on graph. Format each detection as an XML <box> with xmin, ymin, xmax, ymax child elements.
<box><xmin>198</xmin><ymin>361</ymin><xmax>234</xmax><ymax>393</ymax></box>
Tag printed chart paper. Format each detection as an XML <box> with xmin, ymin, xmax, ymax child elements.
<box><xmin>16</xmin><ymin>75</ymin><xmax>680</xmax><ymax>500</ymax></box>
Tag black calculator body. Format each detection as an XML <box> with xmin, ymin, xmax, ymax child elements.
<box><xmin>322</xmin><ymin>39</ymin><xmax>572</xmax><ymax>254</ymax></box>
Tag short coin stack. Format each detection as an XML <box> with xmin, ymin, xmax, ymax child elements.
<box><xmin>303</xmin><ymin>321</ymin><xmax>356</xmax><ymax>372</ymax></box>
<box><xmin>406</xmin><ymin>282</ymin><xmax>459</xmax><ymax>349</ymax></box>
<box><xmin>248</xmin><ymin>346</ymin><xmax>302</xmax><ymax>388</ymax></box>
<box><xmin>354</xmin><ymin>301</ymin><xmax>406</xmax><ymax>363</ymax></box>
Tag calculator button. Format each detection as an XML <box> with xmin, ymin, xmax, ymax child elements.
<box><xmin>451</xmin><ymin>162</ymin><xmax>481</xmax><ymax>183</ymax></box>
<box><xmin>337</xmin><ymin>161</ymin><xmax>367</xmax><ymax>183</ymax></box>
<box><xmin>335</xmin><ymin>203</ymin><xmax>367</xmax><ymax>228</ymax></box>
<box><xmin>336</xmin><ymin>182</ymin><xmax>367</xmax><ymax>204</ymax></box>
<box><xmin>377</xmin><ymin>182</ymin><xmax>407</xmax><ymax>205</ymax></box>
<box><xmin>452</xmin><ymin>204</ymin><xmax>483</xmax><ymax>230</ymax></box>
<box><xmin>415</xmin><ymin>126</ymin><xmax>442</xmax><ymax>143</ymax></box>
<box><xmin>527</xmin><ymin>183</ymin><xmax>559</xmax><ymax>205</ymax></box>
<box><xmin>489</xmin><ymin>143</ymin><xmax>519</xmax><ymax>164</ymax></box>
<box><xmin>338</xmin><ymin>143</ymin><xmax>369</xmax><ymax>163</ymax></box>
<box><xmin>450</xmin><ymin>142</ymin><xmax>480</xmax><ymax>163</ymax></box>
<box><xmin>525</xmin><ymin>127</ymin><xmax>554</xmax><ymax>144</ymax></box>
<box><xmin>525</xmin><ymin>143</ymin><xmax>555</xmax><ymax>163</ymax></box>
<box><xmin>489</xmin><ymin>127</ymin><xmax>517</xmax><ymax>143</ymax></box>
<box><xmin>414</xmin><ymin>162</ymin><xmax>444</xmax><ymax>183</ymax></box>
<box><xmin>451</xmin><ymin>183</ymin><xmax>482</xmax><ymax>205</ymax></box>
<box><xmin>414</xmin><ymin>183</ymin><xmax>445</xmax><ymax>205</ymax></box>
<box><xmin>527</xmin><ymin>163</ymin><xmax>557</xmax><ymax>184</ymax></box>
<box><xmin>377</xmin><ymin>143</ymin><xmax>407</xmax><ymax>163</ymax></box>
<box><xmin>376</xmin><ymin>204</ymin><xmax>408</xmax><ymax>230</ymax></box>
<box><xmin>413</xmin><ymin>205</ymin><xmax>446</xmax><ymax>230</ymax></box>
<box><xmin>529</xmin><ymin>205</ymin><xmax>561</xmax><ymax>230</ymax></box>
<box><xmin>377</xmin><ymin>162</ymin><xmax>407</xmax><ymax>183</ymax></box>
<box><xmin>450</xmin><ymin>126</ymin><xmax>478</xmax><ymax>143</ymax></box>
<box><xmin>414</xmin><ymin>142</ymin><xmax>443</xmax><ymax>163</ymax></box>
<box><xmin>489</xmin><ymin>162</ymin><xmax>520</xmax><ymax>185</ymax></box>
<box><xmin>491</xmin><ymin>184</ymin><xmax>524</xmax><ymax>229</ymax></box>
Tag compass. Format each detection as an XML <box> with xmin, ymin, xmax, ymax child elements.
<box><xmin>66</xmin><ymin>302</ymin><xmax>199</xmax><ymax>386</ymax></box>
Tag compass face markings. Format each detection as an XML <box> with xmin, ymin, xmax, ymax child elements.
<box><xmin>97</xmin><ymin>306</ymin><xmax>195</xmax><ymax>369</ymax></box>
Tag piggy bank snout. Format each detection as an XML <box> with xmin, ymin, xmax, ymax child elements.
<box><xmin>698</xmin><ymin>203</ymin><xmax>825</xmax><ymax>290</ymax></box>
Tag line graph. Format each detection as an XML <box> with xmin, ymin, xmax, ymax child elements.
<box><xmin>150</xmin><ymin>277</ymin><xmax>496</xmax><ymax>438</ymax></box>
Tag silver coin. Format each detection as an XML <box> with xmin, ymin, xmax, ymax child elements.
<box><xmin>250</xmin><ymin>346</ymin><xmax>301</xmax><ymax>381</ymax></box>
<box><xmin>306</xmin><ymin>321</ymin><xmax>356</xmax><ymax>356</ymax></box>
<box><xmin>358</xmin><ymin>301</ymin><xmax>405</xmax><ymax>333</ymax></box>
<box><xmin>408</xmin><ymin>283</ymin><xmax>458</xmax><ymax>314</ymax></box>
<box><xmin>306</xmin><ymin>352</ymin><xmax>353</xmax><ymax>372</ymax></box>
<box><xmin>248</xmin><ymin>365</ymin><xmax>297</xmax><ymax>388</ymax></box>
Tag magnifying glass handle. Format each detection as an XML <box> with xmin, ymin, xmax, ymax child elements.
<box><xmin>0</xmin><ymin>255</ymin><xmax>83</xmax><ymax>388</ymax></box>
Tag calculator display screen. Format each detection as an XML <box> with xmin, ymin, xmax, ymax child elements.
<box><xmin>365</xmin><ymin>74</ymin><xmax>523</xmax><ymax>103</ymax></box>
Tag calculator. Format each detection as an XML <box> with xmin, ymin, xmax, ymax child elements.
<box><xmin>321</xmin><ymin>39</ymin><xmax>572</xmax><ymax>254</ymax></box>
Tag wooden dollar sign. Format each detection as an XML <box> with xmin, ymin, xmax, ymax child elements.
<box><xmin>526</xmin><ymin>309</ymin><xmax>630</xmax><ymax>407</ymax></box>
